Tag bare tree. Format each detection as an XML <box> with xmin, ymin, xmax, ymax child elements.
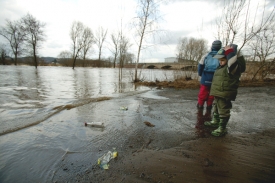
<box><xmin>110</xmin><ymin>31</ymin><xmax>120</xmax><ymax>68</ymax></box>
<box><xmin>176</xmin><ymin>37</ymin><xmax>188</xmax><ymax>61</ymax></box>
<box><xmin>133</xmin><ymin>0</ymin><xmax>163</xmax><ymax>82</ymax></box>
<box><xmin>125</xmin><ymin>53</ymin><xmax>135</xmax><ymax>64</ymax></box>
<box><xmin>176</xmin><ymin>37</ymin><xmax>208</xmax><ymax>62</ymax></box>
<box><xmin>0</xmin><ymin>19</ymin><xmax>27</xmax><ymax>65</ymax></box>
<box><xmin>0</xmin><ymin>45</ymin><xmax>7</xmax><ymax>65</ymax></box>
<box><xmin>58</xmin><ymin>50</ymin><xmax>72</xmax><ymax>59</ymax></box>
<box><xmin>70</xmin><ymin>21</ymin><xmax>85</xmax><ymax>69</ymax></box>
<box><xmin>214</xmin><ymin>0</ymin><xmax>275</xmax><ymax>81</ymax></box>
<box><xmin>81</xmin><ymin>27</ymin><xmax>94</xmax><ymax>60</ymax></box>
<box><xmin>95</xmin><ymin>26</ymin><xmax>108</xmax><ymax>61</ymax></box>
<box><xmin>249</xmin><ymin>27</ymin><xmax>275</xmax><ymax>80</ymax></box>
<box><xmin>22</xmin><ymin>13</ymin><xmax>46</xmax><ymax>68</ymax></box>
<box><xmin>57</xmin><ymin>50</ymin><xmax>72</xmax><ymax>66</ymax></box>
<box><xmin>118</xmin><ymin>35</ymin><xmax>132</xmax><ymax>80</ymax></box>
<box><xmin>215</xmin><ymin>0</ymin><xmax>245</xmax><ymax>46</ymax></box>
<box><xmin>215</xmin><ymin>0</ymin><xmax>275</xmax><ymax>55</ymax></box>
<box><xmin>195</xmin><ymin>39</ymin><xmax>209</xmax><ymax>62</ymax></box>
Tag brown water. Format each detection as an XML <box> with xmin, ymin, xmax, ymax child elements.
<box><xmin>0</xmin><ymin>65</ymin><xmax>176</xmax><ymax>182</ymax></box>
<box><xmin>1</xmin><ymin>66</ymin><xmax>274</xmax><ymax>182</ymax></box>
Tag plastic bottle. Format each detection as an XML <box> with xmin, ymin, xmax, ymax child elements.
<box><xmin>84</xmin><ymin>122</ymin><xmax>104</xmax><ymax>128</ymax></box>
<box><xmin>98</xmin><ymin>151</ymin><xmax>112</xmax><ymax>169</ymax></box>
<box><xmin>97</xmin><ymin>148</ymin><xmax>118</xmax><ymax>169</ymax></box>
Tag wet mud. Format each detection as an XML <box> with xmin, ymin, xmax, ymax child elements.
<box><xmin>54</xmin><ymin>86</ymin><xmax>275</xmax><ymax>183</ymax></box>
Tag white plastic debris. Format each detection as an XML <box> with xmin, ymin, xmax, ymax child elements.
<box><xmin>120</xmin><ymin>106</ymin><xmax>128</xmax><ymax>110</ymax></box>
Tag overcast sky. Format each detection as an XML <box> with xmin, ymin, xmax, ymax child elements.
<box><xmin>0</xmin><ymin>0</ymin><xmax>274</xmax><ymax>62</ymax></box>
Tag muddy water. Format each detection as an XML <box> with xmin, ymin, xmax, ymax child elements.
<box><xmin>0</xmin><ymin>91</ymin><xmax>147</xmax><ymax>182</ymax></box>
<box><xmin>1</xmin><ymin>66</ymin><xmax>275</xmax><ymax>182</ymax></box>
<box><xmin>0</xmin><ymin>65</ymin><xmax>178</xmax><ymax>182</ymax></box>
<box><xmin>0</xmin><ymin>66</ymin><xmax>143</xmax><ymax>135</ymax></box>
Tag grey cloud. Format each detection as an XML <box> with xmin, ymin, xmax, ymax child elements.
<box><xmin>47</xmin><ymin>41</ymin><xmax>63</xmax><ymax>49</ymax></box>
<box><xmin>267</xmin><ymin>0</ymin><xmax>275</xmax><ymax>6</ymax></box>
<box><xmin>168</xmin><ymin>0</ymin><xmax>222</xmax><ymax>5</ymax></box>
<box><xmin>157</xmin><ymin>29</ymin><xmax>193</xmax><ymax>45</ymax></box>
<box><xmin>0</xmin><ymin>1</ymin><xmax>26</xmax><ymax>24</ymax></box>
<box><xmin>167</xmin><ymin>0</ymin><xmax>275</xmax><ymax>9</ymax></box>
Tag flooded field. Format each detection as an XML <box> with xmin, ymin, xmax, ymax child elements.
<box><xmin>0</xmin><ymin>66</ymin><xmax>275</xmax><ymax>182</ymax></box>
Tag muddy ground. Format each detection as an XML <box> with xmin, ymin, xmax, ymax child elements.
<box><xmin>56</xmin><ymin>85</ymin><xmax>275</xmax><ymax>183</ymax></box>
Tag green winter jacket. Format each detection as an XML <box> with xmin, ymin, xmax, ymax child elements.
<box><xmin>210</xmin><ymin>50</ymin><xmax>244</xmax><ymax>100</ymax></box>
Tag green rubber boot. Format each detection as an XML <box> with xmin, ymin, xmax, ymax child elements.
<box><xmin>204</xmin><ymin>113</ymin><xmax>219</xmax><ymax>128</ymax></box>
<box><xmin>211</xmin><ymin>117</ymin><xmax>229</xmax><ymax>137</ymax></box>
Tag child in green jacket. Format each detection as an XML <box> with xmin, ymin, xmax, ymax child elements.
<box><xmin>204</xmin><ymin>44</ymin><xmax>245</xmax><ymax>137</ymax></box>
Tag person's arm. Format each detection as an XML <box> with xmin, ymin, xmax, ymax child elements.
<box><xmin>198</xmin><ymin>53</ymin><xmax>207</xmax><ymax>76</ymax></box>
<box><xmin>224</xmin><ymin>45</ymin><xmax>238</xmax><ymax>74</ymax></box>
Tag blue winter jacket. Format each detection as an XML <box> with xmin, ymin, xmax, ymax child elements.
<box><xmin>198</xmin><ymin>51</ymin><xmax>218</xmax><ymax>86</ymax></box>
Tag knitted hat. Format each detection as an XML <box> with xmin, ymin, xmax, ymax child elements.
<box><xmin>213</xmin><ymin>44</ymin><xmax>238</xmax><ymax>59</ymax></box>
<box><xmin>211</xmin><ymin>40</ymin><xmax>222</xmax><ymax>51</ymax></box>
<box><xmin>213</xmin><ymin>48</ymin><xmax>225</xmax><ymax>59</ymax></box>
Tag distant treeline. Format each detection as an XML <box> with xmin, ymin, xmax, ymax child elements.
<box><xmin>0</xmin><ymin>56</ymin><xmax>113</xmax><ymax>67</ymax></box>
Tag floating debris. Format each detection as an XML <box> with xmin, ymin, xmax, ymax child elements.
<box><xmin>144</xmin><ymin>121</ymin><xmax>155</xmax><ymax>127</ymax></box>
<box><xmin>98</xmin><ymin>148</ymin><xmax>118</xmax><ymax>170</ymax></box>
<box><xmin>120</xmin><ymin>106</ymin><xmax>128</xmax><ymax>110</ymax></box>
<box><xmin>84</xmin><ymin>122</ymin><xmax>104</xmax><ymax>128</ymax></box>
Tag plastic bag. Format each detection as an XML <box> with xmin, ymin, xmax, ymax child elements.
<box><xmin>98</xmin><ymin>148</ymin><xmax>118</xmax><ymax>169</ymax></box>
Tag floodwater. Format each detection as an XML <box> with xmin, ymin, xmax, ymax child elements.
<box><xmin>0</xmin><ymin>66</ymin><xmax>180</xmax><ymax>136</ymax></box>
<box><xmin>0</xmin><ymin>65</ymin><xmax>178</xmax><ymax>182</ymax></box>
<box><xmin>1</xmin><ymin>65</ymin><xmax>274</xmax><ymax>182</ymax></box>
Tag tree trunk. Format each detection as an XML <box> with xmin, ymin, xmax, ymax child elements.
<box><xmin>33</xmin><ymin>44</ymin><xmax>37</xmax><ymax>69</ymax></box>
<box><xmin>72</xmin><ymin>58</ymin><xmax>76</xmax><ymax>69</ymax></box>
<box><xmin>14</xmin><ymin>54</ymin><xmax>17</xmax><ymax>66</ymax></box>
<box><xmin>113</xmin><ymin>54</ymin><xmax>117</xmax><ymax>68</ymax></box>
<box><xmin>134</xmin><ymin>0</ymin><xmax>150</xmax><ymax>82</ymax></box>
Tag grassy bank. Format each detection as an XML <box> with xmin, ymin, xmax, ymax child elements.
<box><xmin>135</xmin><ymin>78</ymin><xmax>275</xmax><ymax>89</ymax></box>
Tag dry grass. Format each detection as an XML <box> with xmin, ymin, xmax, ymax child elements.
<box><xmin>136</xmin><ymin>78</ymin><xmax>275</xmax><ymax>89</ymax></box>
<box><xmin>239</xmin><ymin>79</ymin><xmax>275</xmax><ymax>87</ymax></box>
<box><xmin>135</xmin><ymin>78</ymin><xmax>200</xmax><ymax>89</ymax></box>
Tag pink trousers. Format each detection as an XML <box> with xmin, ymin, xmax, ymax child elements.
<box><xmin>198</xmin><ymin>84</ymin><xmax>214</xmax><ymax>106</ymax></box>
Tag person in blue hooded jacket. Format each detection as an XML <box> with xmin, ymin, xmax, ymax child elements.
<box><xmin>197</xmin><ymin>40</ymin><xmax>222</xmax><ymax>110</ymax></box>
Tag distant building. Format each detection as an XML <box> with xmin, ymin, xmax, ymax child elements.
<box><xmin>165</xmin><ymin>57</ymin><xmax>178</xmax><ymax>63</ymax></box>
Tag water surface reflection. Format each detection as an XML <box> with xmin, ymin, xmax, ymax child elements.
<box><xmin>0</xmin><ymin>66</ymin><xmax>181</xmax><ymax>135</ymax></box>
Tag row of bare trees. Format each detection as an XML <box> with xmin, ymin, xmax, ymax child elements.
<box><xmin>0</xmin><ymin>16</ymin><xmax>133</xmax><ymax>70</ymax></box>
<box><xmin>69</xmin><ymin>21</ymin><xmax>95</xmax><ymax>69</ymax></box>
<box><xmin>61</xmin><ymin>0</ymin><xmax>163</xmax><ymax>80</ymax></box>
<box><xmin>0</xmin><ymin>13</ymin><xmax>46</xmax><ymax>68</ymax></box>
<box><xmin>0</xmin><ymin>0</ymin><xmax>165</xmax><ymax>83</ymax></box>
<box><xmin>1</xmin><ymin>0</ymin><xmax>274</xmax><ymax>82</ymax></box>
<box><xmin>58</xmin><ymin>21</ymin><xmax>135</xmax><ymax>70</ymax></box>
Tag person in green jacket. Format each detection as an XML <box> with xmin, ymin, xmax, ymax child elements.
<box><xmin>204</xmin><ymin>44</ymin><xmax>245</xmax><ymax>137</ymax></box>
